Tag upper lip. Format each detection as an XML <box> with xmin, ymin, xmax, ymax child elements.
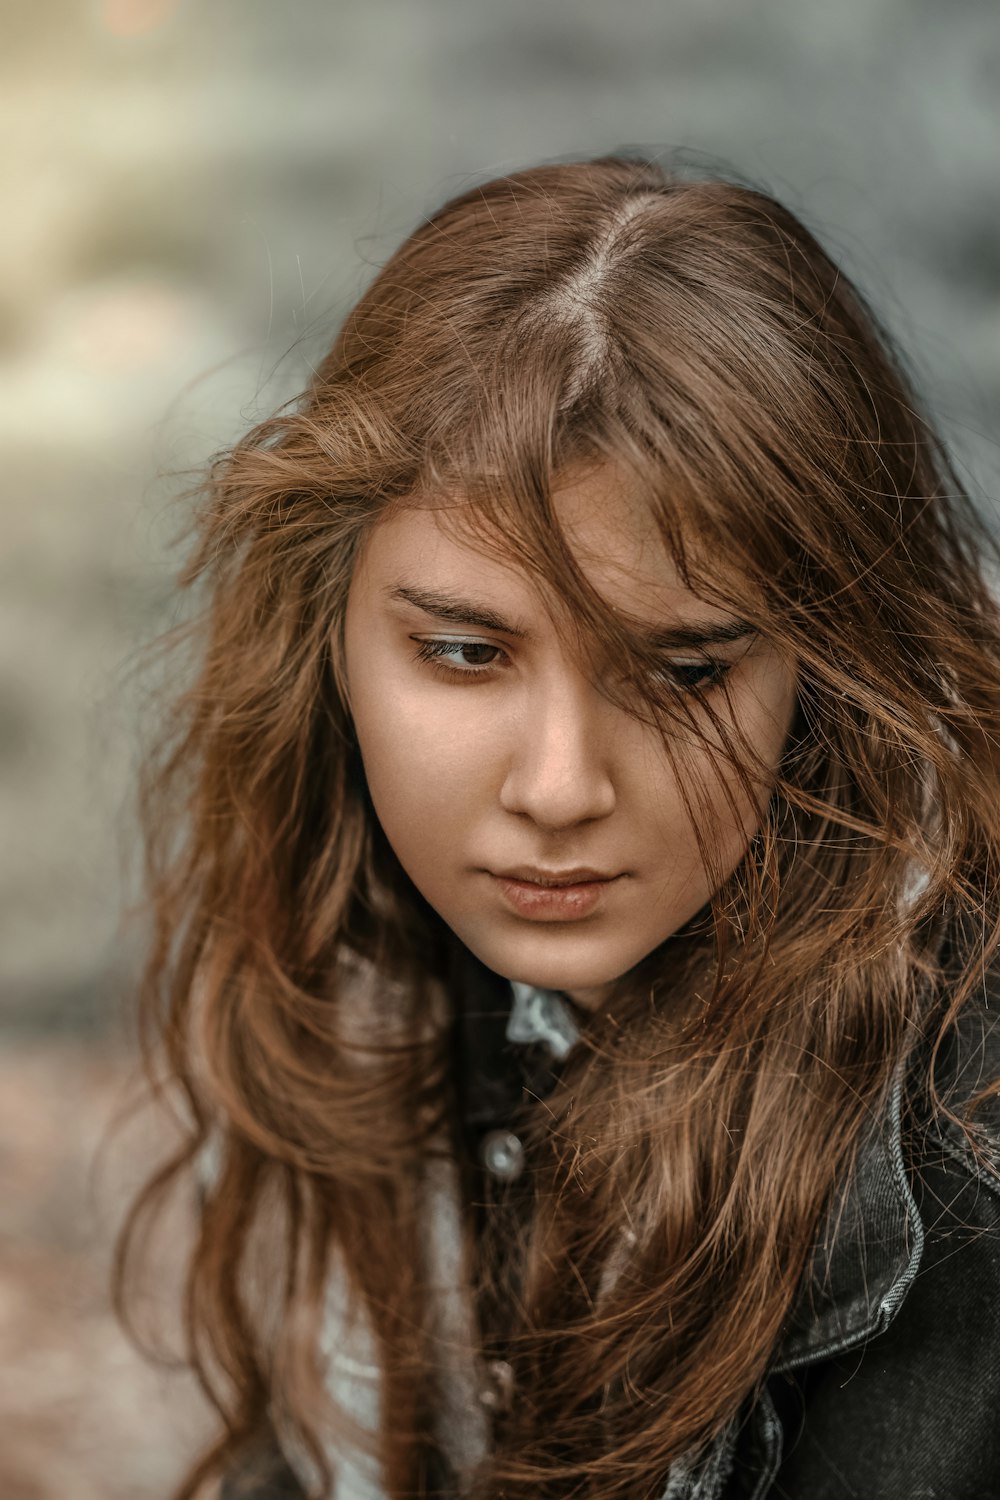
<box><xmin>493</xmin><ymin>865</ymin><xmax>619</xmax><ymax>887</ymax></box>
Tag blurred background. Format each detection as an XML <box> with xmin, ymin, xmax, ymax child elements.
<box><xmin>1</xmin><ymin>0</ymin><xmax>998</xmax><ymax>1494</ymax></box>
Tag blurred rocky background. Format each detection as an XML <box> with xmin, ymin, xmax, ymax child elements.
<box><xmin>1</xmin><ymin>0</ymin><xmax>998</xmax><ymax>1495</ymax></box>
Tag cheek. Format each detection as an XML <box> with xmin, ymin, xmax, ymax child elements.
<box><xmin>350</xmin><ymin>675</ymin><xmax>488</xmax><ymax>851</ymax></box>
<box><xmin>669</xmin><ymin>660</ymin><xmax>798</xmax><ymax>868</ymax></box>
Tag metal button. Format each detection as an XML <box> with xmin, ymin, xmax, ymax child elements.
<box><xmin>478</xmin><ymin>1358</ymin><xmax>515</xmax><ymax>1412</ymax></box>
<box><xmin>479</xmin><ymin>1128</ymin><xmax>525</xmax><ymax>1182</ymax></box>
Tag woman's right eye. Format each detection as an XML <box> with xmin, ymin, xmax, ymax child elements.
<box><xmin>411</xmin><ymin>638</ymin><xmax>508</xmax><ymax>678</ymax></box>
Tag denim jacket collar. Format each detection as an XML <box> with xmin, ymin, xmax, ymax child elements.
<box><xmin>461</xmin><ymin>960</ymin><xmax>928</xmax><ymax>1379</ymax></box>
<box><xmin>771</xmin><ymin>1054</ymin><xmax>924</xmax><ymax>1372</ymax></box>
<box><xmin>774</xmin><ymin>923</ymin><xmax>996</xmax><ymax>1373</ymax></box>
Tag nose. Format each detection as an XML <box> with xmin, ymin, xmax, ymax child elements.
<box><xmin>499</xmin><ymin>671</ymin><xmax>616</xmax><ymax>829</ymax></box>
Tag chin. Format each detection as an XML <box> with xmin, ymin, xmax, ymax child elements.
<box><xmin>489</xmin><ymin>947</ymin><xmax>630</xmax><ymax>998</ymax></box>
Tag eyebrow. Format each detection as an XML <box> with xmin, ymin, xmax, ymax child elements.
<box><xmin>384</xmin><ymin>584</ymin><xmax>755</xmax><ymax>650</ymax></box>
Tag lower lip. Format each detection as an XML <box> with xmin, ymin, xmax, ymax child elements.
<box><xmin>490</xmin><ymin>874</ymin><xmax>621</xmax><ymax>921</ymax></box>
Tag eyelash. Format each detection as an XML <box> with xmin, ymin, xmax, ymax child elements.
<box><xmin>411</xmin><ymin>638</ymin><xmax>735</xmax><ymax>693</ymax></box>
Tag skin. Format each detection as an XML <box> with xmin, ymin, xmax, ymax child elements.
<box><xmin>342</xmin><ymin>464</ymin><xmax>798</xmax><ymax>1012</ymax></box>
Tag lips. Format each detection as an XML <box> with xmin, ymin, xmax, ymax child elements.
<box><xmin>489</xmin><ymin>871</ymin><xmax>622</xmax><ymax>922</ymax></box>
<box><xmin>494</xmin><ymin>865</ymin><xmax>618</xmax><ymax>887</ymax></box>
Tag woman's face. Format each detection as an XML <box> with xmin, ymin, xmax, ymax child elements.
<box><xmin>342</xmin><ymin>465</ymin><xmax>798</xmax><ymax>1010</ymax></box>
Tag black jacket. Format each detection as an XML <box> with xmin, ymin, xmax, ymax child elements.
<box><xmin>221</xmin><ymin>944</ymin><xmax>1000</xmax><ymax>1500</ymax></box>
<box><xmin>726</xmin><ymin>985</ymin><xmax>1000</xmax><ymax>1500</ymax></box>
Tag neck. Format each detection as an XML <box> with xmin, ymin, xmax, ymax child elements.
<box><xmin>559</xmin><ymin>980</ymin><xmax>612</xmax><ymax>1014</ymax></box>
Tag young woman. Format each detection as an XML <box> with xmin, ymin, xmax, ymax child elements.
<box><xmin>116</xmin><ymin>154</ymin><xmax>1000</xmax><ymax>1499</ymax></box>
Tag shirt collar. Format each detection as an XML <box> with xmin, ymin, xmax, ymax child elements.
<box><xmin>506</xmin><ymin>980</ymin><xmax>582</xmax><ymax>1060</ymax></box>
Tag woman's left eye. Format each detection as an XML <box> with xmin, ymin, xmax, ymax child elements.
<box><xmin>658</xmin><ymin>659</ymin><xmax>733</xmax><ymax>692</ymax></box>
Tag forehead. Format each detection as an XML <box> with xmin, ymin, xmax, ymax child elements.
<box><xmin>357</xmin><ymin>464</ymin><xmax>745</xmax><ymax>625</ymax></box>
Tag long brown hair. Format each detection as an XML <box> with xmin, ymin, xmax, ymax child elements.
<box><xmin>115</xmin><ymin>153</ymin><xmax>1000</xmax><ymax>1498</ymax></box>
